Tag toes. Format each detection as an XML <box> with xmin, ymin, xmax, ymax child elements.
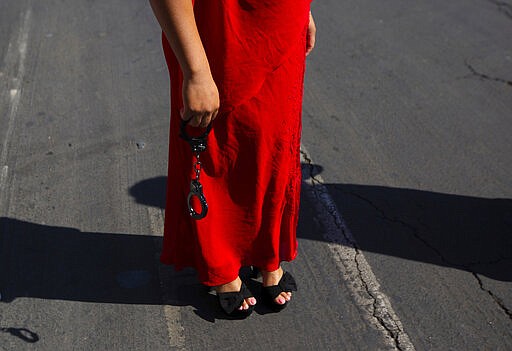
<box><xmin>275</xmin><ymin>294</ymin><xmax>287</xmax><ymax>305</ymax></box>
<box><xmin>275</xmin><ymin>297</ymin><xmax>286</xmax><ymax>305</ymax></box>
<box><xmin>274</xmin><ymin>292</ymin><xmax>291</xmax><ymax>305</ymax></box>
<box><xmin>240</xmin><ymin>299</ymin><xmax>255</xmax><ymax>310</ymax></box>
<box><xmin>239</xmin><ymin>300</ymin><xmax>250</xmax><ymax>310</ymax></box>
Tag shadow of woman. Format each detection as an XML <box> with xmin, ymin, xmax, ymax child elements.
<box><xmin>0</xmin><ymin>217</ymin><xmax>164</xmax><ymax>305</ymax></box>
<box><xmin>129</xmin><ymin>163</ymin><xmax>512</xmax><ymax>283</ymax></box>
<box><xmin>3</xmin><ymin>162</ymin><xmax>508</xmax><ymax>324</ymax></box>
<box><xmin>0</xmin><ymin>217</ymin><xmax>272</xmax><ymax>322</ymax></box>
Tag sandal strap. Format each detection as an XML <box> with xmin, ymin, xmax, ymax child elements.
<box><xmin>264</xmin><ymin>272</ymin><xmax>297</xmax><ymax>300</ymax></box>
<box><xmin>218</xmin><ymin>282</ymin><xmax>253</xmax><ymax>314</ymax></box>
<box><xmin>241</xmin><ymin>283</ymin><xmax>253</xmax><ymax>299</ymax></box>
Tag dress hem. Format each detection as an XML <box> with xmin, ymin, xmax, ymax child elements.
<box><xmin>160</xmin><ymin>250</ymin><xmax>298</xmax><ymax>287</ymax></box>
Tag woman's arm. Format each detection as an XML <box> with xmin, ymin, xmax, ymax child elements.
<box><xmin>149</xmin><ymin>0</ymin><xmax>219</xmax><ymax>128</ymax></box>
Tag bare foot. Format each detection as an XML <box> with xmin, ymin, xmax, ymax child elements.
<box><xmin>215</xmin><ymin>276</ymin><xmax>256</xmax><ymax>310</ymax></box>
<box><xmin>260</xmin><ymin>267</ymin><xmax>292</xmax><ymax>305</ymax></box>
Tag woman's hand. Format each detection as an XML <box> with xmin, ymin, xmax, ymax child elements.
<box><xmin>149</xmin><ymin>0</ymin><xmax>219</xmax><ymax>128</ymax></box>
<box><xmin>182</xmin><ymin>70</ymin><xmax>220</xmax><ymax>128</ymax></box>
<box><xmin>306</xmin><ymin>11</ymin><xmax>316</xmax><ymax>56</ymax></box>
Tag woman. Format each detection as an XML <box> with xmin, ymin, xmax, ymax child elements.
<box><xmin>149</xmin><ymin>0</ymin><xmax>316</xmax><ymax>317</ymax></box>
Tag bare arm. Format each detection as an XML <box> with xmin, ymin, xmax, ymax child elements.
<box><xmin>149</xmin><ymin>0</ymin><xmax>219</xmax><ymax>127</ymax></box>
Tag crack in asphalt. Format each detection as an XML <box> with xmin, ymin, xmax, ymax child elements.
<box><xmin>300</xmin><ymin>150</ymin><xmax>413</xmax><ymax>351</ymax></box>
<box><xmin>338</xmin><ymin>188</ymin><xmax>512</xmax><ymax>321</ymax></box>
<box><xmin>353</xmin><ymin>250</ymin><xmax>406</xmax><ymax>350</ymax></box>
<box><xmin>338</xmin><ymin>189</ymin><xmax>511</xmax><ymax>267</ymax></box>
<box><xmin>466</xmin><ymin>256</ymin><xmax>512</xmax><ymax>267</ymax></box>
<box><xmin>464</xmin><ymin>60</ymin><xmax>512</xmax><ymax>87</ymax></box>
<box><xmin>487</xmin><ymin>0</ymin><xmax>512</xmax><ymax>19</ymax></box>
<box><xmin>473</xmin><ymin>272</ymin><xmax>512</xmax><ymax>319</ymax></box>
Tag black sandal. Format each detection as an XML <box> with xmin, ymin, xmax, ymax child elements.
<box><xmin>262</xmin><ymin>271</ymin><xmax>297</xmax><ymax>312</ymax></box>
<box><xmin>217</xmin><ymin>282</ymin><xmax>254</xmax><ymax>318</ymax></box>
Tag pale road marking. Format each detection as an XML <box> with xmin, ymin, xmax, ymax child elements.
<box><xmin>300</xmin><ymin>144</ymin><xmax>416</xmax><ymax>351</ymax></box>
<box><xmin>147</xmin><ymin>206</ymin><xmax>187</xmax><ymax>351</ymax></box>
<box><xmin>0</xmin><ymin>166</ymin><xmax>8</xmax><ymax>198</ymax></box>
<box><xmin>0</xmin><ymin>8</ymin><xmax>32</xmax><ymax>202</ymax></box>
<box><xmin>144</xmin><ymin>146</ymin><xmax>413</xmax><ymax>351</ymax></box>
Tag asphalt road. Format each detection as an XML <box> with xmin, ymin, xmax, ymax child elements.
<box><xmin>1</xmin><ymin>0</ymin><xmax>511</xmax><ymax>350</ymax></box>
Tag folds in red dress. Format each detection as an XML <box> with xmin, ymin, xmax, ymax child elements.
<box><xmin>161</xmin><ymin>0</ymin><xmax>311</xmax><ymax>286</ymax></box>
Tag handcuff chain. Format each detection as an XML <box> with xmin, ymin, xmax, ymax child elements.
<box><xmin>193</xmin><ymin>152</ymin><xmax>202</xmax><ymax>181</ymax></box>
<box><xmin>180</xmin><ymin>119</ymin><xmax>211</xmax><ymax>220</ymax></box>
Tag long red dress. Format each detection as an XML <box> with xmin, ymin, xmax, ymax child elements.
<box><xmin>161</xmin><ymin>0</ymin><xmax>312</xmax><ymax>286</ymax></box>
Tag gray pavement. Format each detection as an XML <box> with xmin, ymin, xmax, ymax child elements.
<box><xmin>1</xmin><ymin>0</ymin><xmax>511</xmax><ymax>350</ymax></box>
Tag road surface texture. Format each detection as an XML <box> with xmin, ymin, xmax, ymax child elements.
<box><xmin>0</xmin><ymin>0</ymin><xmax>511</xmax><ymax>350</ymax></box>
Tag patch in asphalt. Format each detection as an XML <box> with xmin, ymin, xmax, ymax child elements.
<box><xmin>116</xmin><ymin>270</ymin><xmax>152</xmax><ymax>289</ymax></box>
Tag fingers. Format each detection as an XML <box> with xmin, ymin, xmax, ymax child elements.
<box><xmin>181</xmin><ymin>70</ymin><xmax>220</xmax><ymax>128</ymax></box>
<box><xmin>200</xmin><ymin>113</ymin><xmax>212</xmax><ymax>128</ymax></box>
<box><xmin>211</xmin><ymin>109</ymin><xmax>219</xmax><ymax>122</ymax></box>
<box><xmin>181</xmin><ymin>110</ymin><xmax>217</xmax><ymax>128</ymax></box>
<box><xmin>306</xmin><ymin>34</ymin><xmax>316</xmax><ymax>56</ymax></box>
<box><xmin>306</xmin><ymin>11</ymin><xmax>316</xmax><ymax>56</ymax></box>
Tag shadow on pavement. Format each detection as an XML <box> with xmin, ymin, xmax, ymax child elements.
<box><xmin>0</xmin><ymin>217</ymin><xmax>163</xmax><ymax>305</ymax></box>
<box><xmin>1</xmin><ymin>162</ymin><xmax>510</xmax><ymax>316</ymax></box>
<box><xmin>0</xmin><ymin>327</ymin><xmax>39</xmax><ymax>343</ymax></box>
<box><xmin>0</xmin><ymin>218</ymin><xmax>278</xmax><ymax>321</ymax></box>
<box><xmin>130</xmin><ymin>164</ymin><xmax>512</xmax><ymax>282</ymax></box>
<box><xmin>319</xmin><ymin>182</ymin><xmax>512</xmax><ymax>282</ymax></box>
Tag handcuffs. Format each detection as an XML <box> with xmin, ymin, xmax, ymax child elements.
<box><xmin>180</xmin><ymin>119</ymin><xmax>213</xmax><ymax>220</ymax></box>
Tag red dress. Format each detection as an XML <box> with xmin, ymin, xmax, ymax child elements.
<box><xmin>161</xmin><ymin>0</ymin><xmax>311</xmax><ymax>286</ymax></box>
